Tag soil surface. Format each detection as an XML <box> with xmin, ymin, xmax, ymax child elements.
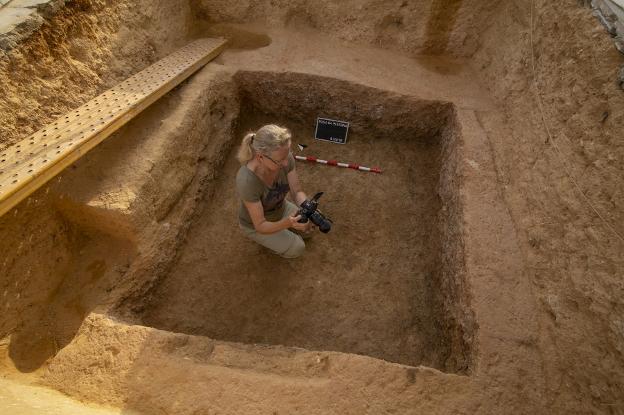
<box><xmin>0</xmin><ymin>1</ymin><xmax>623</xmax><ymax>414</ymax></box>
<box><xmin>0</xmin><ymin>375</ymin><xmax>124</xmax><ymax>415</ymax></box>
<box><xmin>141</xmin><ymin>118</ymin><xmax>445</xmax><ymax>369</ymax></box>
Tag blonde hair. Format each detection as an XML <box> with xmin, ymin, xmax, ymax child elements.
<box><xmin>237</xmin><ymin>124</ymin><xmax>292</xmax><ymax>164</ymax></box>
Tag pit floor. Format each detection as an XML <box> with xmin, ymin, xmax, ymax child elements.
<box><xmin>140</xmin><ymin>119</ymin><xmax>447</xmax><ymax>368</ymax></box>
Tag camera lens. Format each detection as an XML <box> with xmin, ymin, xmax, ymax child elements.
<box><xmin>310</xmin><ymin>211</ymin><xmax>331</xmax><ymax>233</ymax></box>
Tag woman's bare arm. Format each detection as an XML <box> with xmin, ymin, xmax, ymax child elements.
<box><xmin>287</xmin><ymin>167</ymin><xmax>308</xmax><ymax>206</ymax></box>
<box><xmin>243</xmin><ymin>200</ymin><xmax>308</xmax><ymax>234</ymax></box>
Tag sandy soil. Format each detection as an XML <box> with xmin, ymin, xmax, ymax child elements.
<box><xmin>0</xmin><ymin>0</ymin><xmax>622</xmax><ymax>414</ymax></box>
<box><xmin>191</xmin><ymin>0</ymin><xmax>502</xmax><ymax>57</ymax></box>
<box><xmin>0</xmin><ymin>0</ymin><xmax>194</xmax><ymax>150</ymax></box>
<box><xmin>0</xmin><ymin>375</ymin><xmax>124</xmax><ymax>415</ymax></box>
<box><xmin>471</xmin><ymin>1</ymin><xmax>624</xmax><ymax>412</ymax></box>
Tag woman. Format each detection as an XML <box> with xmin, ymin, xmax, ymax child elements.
<box><xmin>236</xmin><ymin>124</ymin><xmax>313</xmax><ymax>258</ymax></box>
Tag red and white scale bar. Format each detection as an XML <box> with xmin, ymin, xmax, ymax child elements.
<box><xmin>295</xmin><ymin>155</ymin><xmax>382</xmax><ymax>174</ymax></box>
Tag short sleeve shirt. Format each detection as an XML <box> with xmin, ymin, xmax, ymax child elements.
<box><xmin>236</xmin><ymin>153</ymin><xmax>296</xmax><ymax>228</ymax></box>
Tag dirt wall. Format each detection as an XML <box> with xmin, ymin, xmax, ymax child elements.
<box><xmin>102</xmin><ymin>65</ymin><xmax>241</xmax><ymax>317</ymax></box>
<box><xmin>233</xmin><ymin>71</ymin><xmax>451</xmax><ymax>141</ymax></box>
<box><xmin>191</xmin><ymin>0</ymin><xmax>502</xmax><ymax>58</ymax></box>
<box><xmin>0</xmin><ymin>0</ymin><xmax>194</xmax><ymax>151</ymax></box>
<box><xmin>0</xmin><ymin>194</ymin><xmax>77</xmax><ymax>371</ymax></box>
<box><xmin>0</xmin><ymin>0</ymin><xmax>204</xmax><ymax>375</ymax></box>
<box><xmin>471</xmin><ymin>1</ymin><xmax>624</xmax><ymax>411</ymax></box>
<box><xmin>435</xmin><ymin>107</ymin><xmax>476</xmax><ymax>374</ymax></box>
<box><xmin>0</xmin><ymin>64</ymin><xmax>240</xmax><ymax>375</ymax></box>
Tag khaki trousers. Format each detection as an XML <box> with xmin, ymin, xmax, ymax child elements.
<box><xmin>240</xmin><ymin>200</ymin><xmax>311</xmax><ymax>258</ymax></box>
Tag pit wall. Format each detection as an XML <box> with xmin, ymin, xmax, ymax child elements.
<box><xmin>0</xmin><ymin>0</ymin><xmax>67</xmax><ymax>51</ymax></box>
<box><xmin>470</xmin><ymin>1</ymin><xmax>624</xmax><ymax>411</ymax></box>
<box><xmin>0</xmin><ymin>195</ymin><xmax>88</xmax><ymax>372</ymax></box>
<box><xmin>233</xmin><ymin>71</ymin><xmax>450</xmax><ymax>141</ymax></box>
<box><xmin>105</xmin><ymin>66</ymin><xmax>240</xmax><ymax>317</ymax></box>
<box><xmin>436</xmin><ymin>106</ymin><xmax>475</xmax><ymax>374</ymax></box>
<box><xmin>0</xmin><ymin>0</ymin><xmax>194</xmax><ymax>150</ymax></box>
<box><xmin>1</xmin><ymin>0</ymin><xmax>211</xmax><ymax>380</ymax></box>
<box><xmin>191</xmin><ymin>0</ymin><xmax>502</xmax><ymax>57</ymax></box>
<box><xmin>0</xmin><ymin>64</ymin><xmax>240</xmax><ymax>374</ymax></box>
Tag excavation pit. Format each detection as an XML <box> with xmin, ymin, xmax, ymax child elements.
<box><xmin>138</xmin><ymin>71</ymin><xmax>474</xmax><ymax>373</ymax></box>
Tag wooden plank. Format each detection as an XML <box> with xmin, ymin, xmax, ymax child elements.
<box><xmin>0</xmin><ymin>37</ymin><xmax>227</xmax><ymax>218</ymax></box>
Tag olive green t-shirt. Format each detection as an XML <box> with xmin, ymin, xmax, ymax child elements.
<box><xmin>236</xmin><ymin>153</ymin><xmax>296</xmax><ymax>228</ymax></box>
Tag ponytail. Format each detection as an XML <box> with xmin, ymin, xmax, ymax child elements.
<box><xmin>236</xmin><ymin>125</ymin><xmax>291</xmax><ymax>165</ymax></box>
<box><xmin>237</xmin><ymin>132</ymin><xmax>255</xmax><ymax>164</ymax></box>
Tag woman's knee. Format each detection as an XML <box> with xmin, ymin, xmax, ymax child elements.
<box><xmin>280</xmin><ymin>235</ymin><xmax>305</xmax><ymax>258</ymax></box>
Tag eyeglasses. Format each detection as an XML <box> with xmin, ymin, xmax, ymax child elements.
<box><xmin>263</xmin><ymin>151</ymin><xmax>291</xmax><ymax>166</ymax></box>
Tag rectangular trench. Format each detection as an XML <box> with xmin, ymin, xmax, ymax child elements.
<box><xmin>137</xmin><ymin>71</ymin><xmax>475</xmax><ymax>373</ymax></box>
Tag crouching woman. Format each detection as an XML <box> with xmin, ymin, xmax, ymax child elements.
<box><xmin>235</xmin><ymin>124</ymin><xmax>313</xmax><ymax>258</ymax></box>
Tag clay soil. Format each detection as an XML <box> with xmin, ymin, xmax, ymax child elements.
<box><xmin>0</xmin><ymin>1</ymin><xmax>623</xmax><ymax>414</ymax></box>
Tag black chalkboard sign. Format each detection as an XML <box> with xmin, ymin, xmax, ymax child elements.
<box><xmin>314</xmin><ymin>118</ymin><xmax>349</xmax><ymax>144</ymax></box>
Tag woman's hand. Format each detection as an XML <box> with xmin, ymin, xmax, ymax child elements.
<box><xmin>286</xmin><ymin>212</ymin><xmax>312</xmax><ymax>232</ymax></box>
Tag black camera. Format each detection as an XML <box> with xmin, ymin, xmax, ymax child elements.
<box><xmin>298</xmin><ymin>192</ymin><xmax>332</xmax><ymax>233</ymax></box>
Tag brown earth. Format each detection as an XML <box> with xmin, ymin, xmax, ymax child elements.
<box><xmin>0</xmin><ymin>0</ymin><xmax>623</xmax><ymax>414</ymax></box>
<box><xmin>140</xmin><ymin>75</ymin><xmax>454</xmax><ymax>371</ymax></box>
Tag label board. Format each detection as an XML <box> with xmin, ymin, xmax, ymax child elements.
<box><xmin>314</xmin><ymin>118</ymin><xmax>349</xmax><ymax>144</ymax></box>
